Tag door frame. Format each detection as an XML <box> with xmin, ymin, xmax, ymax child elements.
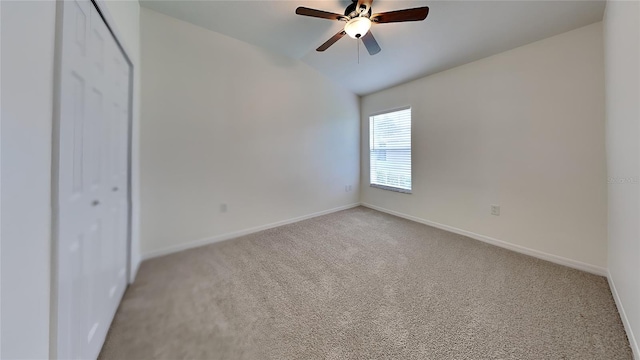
<box><xmin>50</xmin><ymin>0</ymin><xmax>135</xmax><ymax>357</ymax></box>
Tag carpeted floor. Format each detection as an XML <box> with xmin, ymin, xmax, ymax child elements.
<box><xmin>100</xmin><ymin>207</ymin><xmax>632</xmax><ymax>359</ymax></box>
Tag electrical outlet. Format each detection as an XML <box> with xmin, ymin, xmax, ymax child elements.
<box><xmin>220</xmin><ymin>203</ymin><xmax>228</xmax><ymax>213</ymax></box>
<box><xmin>491</xmin><ymin>205</ymin><xmax>500</xmax><ymax>216</ymax></box>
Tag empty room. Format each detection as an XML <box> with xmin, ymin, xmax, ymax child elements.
<box><xmin>1</xmin><ymin>0</ymin><xmax>639</xmax><ymax>359</ymax></box>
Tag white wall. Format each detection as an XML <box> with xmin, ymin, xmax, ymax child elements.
<box><xmin>1</xmin><ymin>2</ymin><xmax>56</xmax><ymax>358</ymax></box>
<box><xmin>604</xmin><ymin>0</ymin><xmax>640</xmax><ymax>357</ymax></box>
<box><xmin>140</xmin><ymin>8</ymin><xmax>360</xmax><ymax>257</ymax></box>
<box><xmin>0</xmin><ymin>1</ymin><xmax>140</xmax><ymax>358</ymax></box>
<box><xmin>360</xmin><ymin>22</ymin><xmax>607</xmax><ymax>271</ymax></box>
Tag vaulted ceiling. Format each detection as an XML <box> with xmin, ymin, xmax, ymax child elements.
<box><xmin>140</xmin><ymin>0</ymin><xmax>605</xmax><ymax>95</ymax></box>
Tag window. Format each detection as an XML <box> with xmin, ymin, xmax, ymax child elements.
<box><xmin>369</xmin><ymin>108</ymin><xmax>412</xmax><ymax>193</ymax></box>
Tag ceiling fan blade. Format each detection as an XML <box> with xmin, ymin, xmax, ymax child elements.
<box><xmin>356</xmin><ymin>0</ymin><xmax>373</xmax><ymax>15</ymax></box>
<box><xmin>361</xmin><ymin>31</ymin><xmax>381</xmax><ymax>55</ymax></box>
<box><xmin>371</xmin><ymin>7</ymin><xmax>429</xmax><ymax>23</ymax></box>
<box><xmin>317</xmin><ymin>30</ymin><xmax>347</xmax><ymax>52</ymax></box>
<box><xmin>296</xmin><ymin>7</ymin><xmax>345</xmax><ymax>21</ymax></box>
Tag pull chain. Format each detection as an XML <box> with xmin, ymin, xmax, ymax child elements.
<box><xmin>357</xmin><ymin>39</ymin><xmax>360</xmax><ymax>64</ymax></box>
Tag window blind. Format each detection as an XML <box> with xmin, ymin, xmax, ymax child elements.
<box><xmin>369</xmin><ymin>108</ymin><xmax>412</xmax><ymax>193</ymax></box>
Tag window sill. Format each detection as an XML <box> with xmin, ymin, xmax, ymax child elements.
<box><xmin>370</xmin><ymin>184</ymin><xmax>412</xmax><ymax>194</ymax></box>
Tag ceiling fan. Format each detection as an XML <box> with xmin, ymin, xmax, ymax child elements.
<box><xmin>295</xmin><ymin>0</ymin><xmax>429</xmax><ymax>55</ymax></box>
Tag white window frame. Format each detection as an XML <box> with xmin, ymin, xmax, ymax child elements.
<box><xmin>369</xmin><ymin>106</ymin><xmax>412</xmax><ymax>194</ymax></box>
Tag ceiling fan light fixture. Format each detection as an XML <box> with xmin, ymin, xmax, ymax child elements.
<box><xmin>344</xmin><ymin>17</ymin><xmax>371</xmax><ymax>39</ymax></box>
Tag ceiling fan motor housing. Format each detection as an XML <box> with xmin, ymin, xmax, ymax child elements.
<box><xmin>344</xmin><ymin>2</ymin><xmax>372</xmax><ymax>18</ymax></box>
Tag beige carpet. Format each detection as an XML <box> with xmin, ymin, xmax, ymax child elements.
<box><xmin>100</xmin><ymin>207</ymin><xmax>632</xmax><ymax>359</ymax></box>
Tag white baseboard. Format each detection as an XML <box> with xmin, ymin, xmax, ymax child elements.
<box><xmin>608</xmin><ymin>272</ymin><xmax>640</xmax><ymax>360</ymax></box>
<box><xmin>361</xmin><ymin>202</ymin><xmax>607</xmax><ymax>276</ymax></box>
<box><xmin>141</xmin><ymin>203</ymin><xmax>361</xmax><ymax>261</ymax></box>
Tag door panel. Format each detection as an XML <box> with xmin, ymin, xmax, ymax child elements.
<box><xmin>57</xmin><ymin>1</ymin><xmax>131</xmax><ymax>359</ymax></box>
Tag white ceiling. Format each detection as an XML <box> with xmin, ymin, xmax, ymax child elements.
<box><xmin>140</xmin><ymin>0</ymin><xmax>605</xmax><ymax>95</ymax></box>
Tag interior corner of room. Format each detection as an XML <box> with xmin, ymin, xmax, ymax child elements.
<box><xmin>1</xmin><ymin>0</ymin><xmax>639</xmax><ymax>359</ymax></box>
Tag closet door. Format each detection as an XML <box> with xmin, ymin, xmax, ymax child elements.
<box><xmin>55</xmin><ymin>1</ymin><xmax>130</xmax><ymax>359</ymax></box>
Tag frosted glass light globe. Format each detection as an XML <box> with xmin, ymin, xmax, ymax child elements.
<box><xmin>344</xmin><ymin>17</ymin><xmax>372</xmax><ymax>39</ymax></box>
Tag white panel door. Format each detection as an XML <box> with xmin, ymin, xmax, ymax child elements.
<box><xmin>56</xmin><ymin>1</ymin><xmax>130</xmax><ymax>359</ymax></box>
